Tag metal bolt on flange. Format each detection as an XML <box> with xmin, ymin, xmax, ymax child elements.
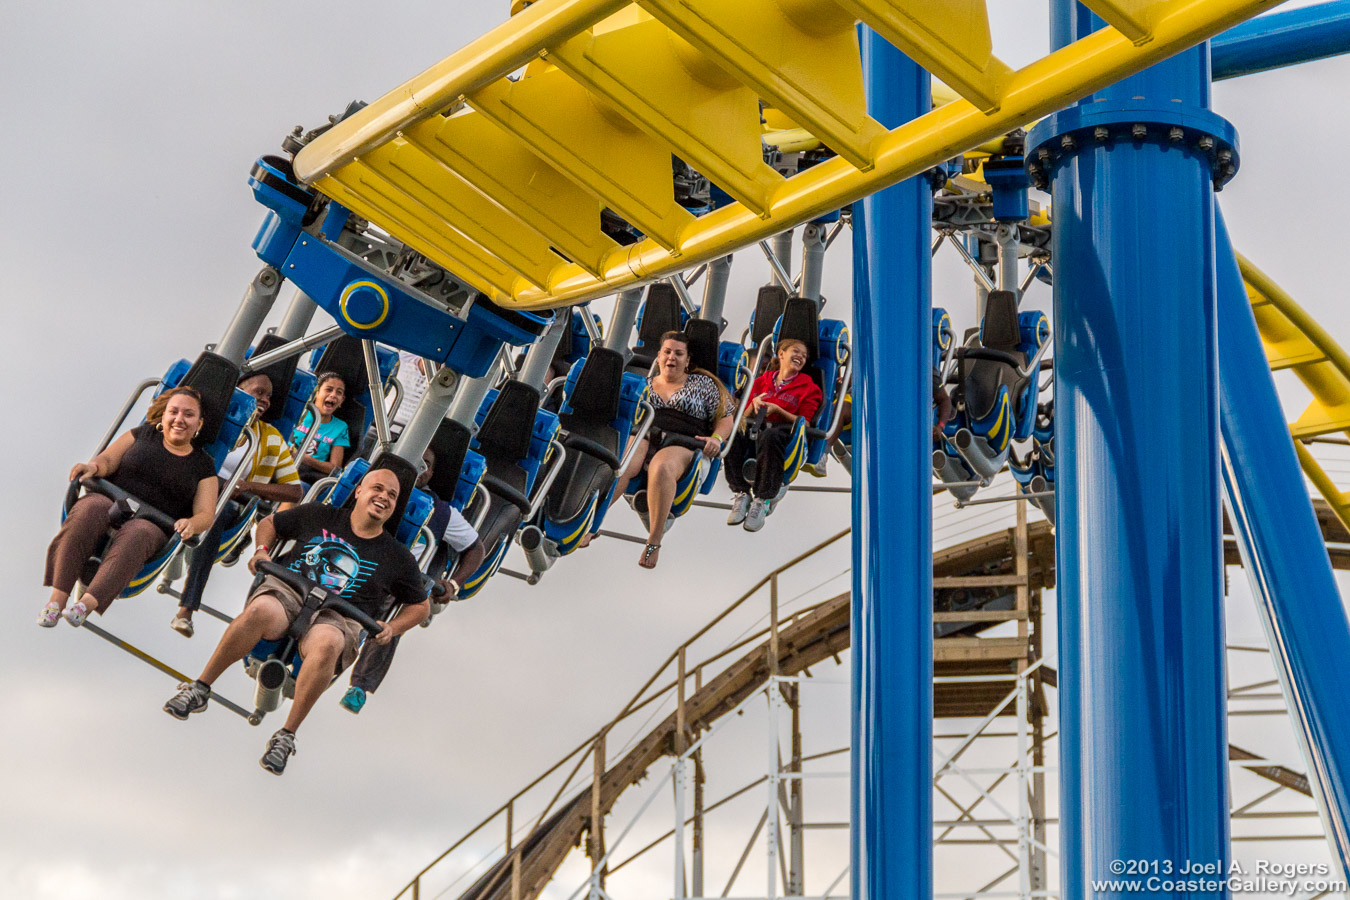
<box><xmin>1131</xmin><ymin>123</ymin><xmax>1148</xmax><ymax>139</ymax></box>
<box><xmin>1168</xmin><ymin>127</ymin><xmax>1184</xmax><ymax>142</ymax></box>
<box><xmin>1060</xmin><ymin>134</ymin><xmax>1075</xmax><ymax>151</ymax></box>
<box><xmin>1197</xmin><ymin>135</ymin><xmax>1214</xmax><ymax>151</ymax></box>
<box><xmin>1094</xmin><ymin>126</ymin><xmax>1110</xmax><ymax>142</ymax></box>
<box><xmin>1038</xmin><ymin>147</ymin><xmax>1051</xmax><ymax>161</ymax></box>
<box><xmin>1217</xmin><ymin>149</ymin><xmax>1233</xmax><ymax>164</ymax></box>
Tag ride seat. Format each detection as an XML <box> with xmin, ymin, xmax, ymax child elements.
<box><xmin>159</xmin><ymin>352</ymin><xmax>257</xmax><ymax>467</ymax></box>
<box><xmin>964</xmin><ymin>290</ymin><xmax>1027</xmax><ymax>421</ymax></box>
<box><xmin>307</xmin><ymin>335</ymin><xmax>397</xmax><ymax>440</ymax></box>
<box><xmin>749</xmin><ymin>284</ymin><xmax>790</xmax><ymax>348</ymax></box>
<box><xmin>547</xmin><ymin>349</ymin><xmax>624</xmax><ymax>522</ymax></box>
<box><xmin>628</xmin><ymin>283</ymin><xmax>684</xmax><ymax>373</ymax></box>
<box><xmin>323</xmin><ymin>455</ymin><xmax>433</xmax><ymax>547</ymax></box>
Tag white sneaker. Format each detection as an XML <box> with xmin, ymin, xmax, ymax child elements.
<box><xmin>743</xmin><ymin>498</ymin><xmax>768</xmax><ymax>532</ymax></box>
<box><xmin>727</xmin><ymin>493</ymin><xmax>751</xmax><ymax>525</ymax></box>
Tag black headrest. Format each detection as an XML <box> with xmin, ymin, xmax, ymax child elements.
<box><xmin>981</xmin><ymin>290</ymin><xmax>1020</xmax><ymax>352</ymax></box>
<box><xmin>312</xmin><ymin>336</ymin><xmax>367</xmax><ymax>393</ymax></box>
<box><xmin>427</xmin><ymin>419</ymin><xmax>473</xmax><ymax>501</ymax></box>
<box><xmin>684</xmin><ymin>319</ymin><xmax>719</xmax><ymax>374</ymax></box>
<box><xmin>752</xmin><ymin>284</ymin><xmax>790</xmax><ymax>345</ymax></box>
<box><xmin>567</xmin><ymin>348</ymin><xmax>623</xmax><ymax>422</ymax></box>
<box><xmin>637</xmin><ymin>283</ymin><xmax>683</xmax><ymax>346</ymax></box>
<box><xmin>181</xmin><ymin>352</ymin><xmax>241</xmax><ymax>446</ymax></box>
<box><xmin>357</xmin><ymin>455</ymin><xmax>418</xmax><ymax>537</ymax></box>
<box><xmin>478</xmin><ymin>381</ymin><xmax>541</xmax><ymax>463</ymax></box>
<box><xmin>249</xmin><ymin>333</ymin><xmax>300</xmax><ymax>424</ymax></box>
<box><xmin>777</xmin><ymin>298</ymin><xmax>820</xmax><ymax>361</ymax></box>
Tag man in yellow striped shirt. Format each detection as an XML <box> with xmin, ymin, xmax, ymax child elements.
<box><xmin>170</xmin><ymin>373</ymin><xmax>304</xmax><ymax>636</ymax></box>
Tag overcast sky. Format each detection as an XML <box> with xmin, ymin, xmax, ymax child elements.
<box><xmin>4</xmin><ymin>2</ymin><xmax>1348</xmax><ymax>898</ymax></box>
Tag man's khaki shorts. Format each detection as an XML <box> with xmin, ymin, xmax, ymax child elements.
<box><xmin>247</xmin><ymin>574</ymin><xmax>363</xmax><ymax>674</ymax></box>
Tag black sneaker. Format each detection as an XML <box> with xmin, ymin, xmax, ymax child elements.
<box><xmin>221</xmin><ymin>533</ymin><xmax>252</xmax><ymax>567</ymax></box>
<box><xmin>260</xmin><ymin>728</ymin><xmax>296</xmax><ymax>775</ymax></box>
<box><xmin>163</xmin><ymin>681</ymin><xmax>210</xmax><ymax>719</ymax></box>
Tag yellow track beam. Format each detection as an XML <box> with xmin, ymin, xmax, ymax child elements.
<box><xmin>401</xmin><ymin>112</ymin><xmax>619</xmax><ymax>280</ymax></box>
<box><xmin>834</xmin><ymin>0</ymin><xmax>1012</xmax><ymax>110</ymax></box>
<box><xmin>468</xmin><ymin>67</ymin><xmax>694</xmax><ymax>252</ymax></box>
<box><xmin>1240</xmin><ymin>253</ymin><xmax>1350</xmax><ymax>530</ymax></box>
<box><xmin>295</xmin><ymin>0</ymin><xmax>1287</xmax><ymax>310</ymax></box>
<box><xmin>636</xmin><ymin>0</ymin><xmax>884</xmax><ymax>170</ymax></box>
<box><xmin>547</xmin><ymin>17</ymin><xmax>783</xmax><ymax>214</ymax></box>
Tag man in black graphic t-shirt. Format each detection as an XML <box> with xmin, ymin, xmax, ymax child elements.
<box><xmin>163</xmin><ymin>468</ymin><xmax>428</xmax><ymax>774</ymax></box>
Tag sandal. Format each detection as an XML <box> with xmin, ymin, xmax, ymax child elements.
<box><xmin>37</xmin><ymin>601</ymin><xmax>62</xmax><ymax>628</ymax></box>
<box><xmin>638</xmin><ymin>543</ymin><xmax>661</xmax><ymax>569</ymax></box>
<box><xmin>62</xmin><ymin>601</ymin><xmax>90</xmax><ymax>628</ymax></box>
<box><xmin>170</xmin><ymin>616</ymin><xmax>194</xmax><ymax>638</ymax></box>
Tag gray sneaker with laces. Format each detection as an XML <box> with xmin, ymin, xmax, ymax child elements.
<box><xmin>260</xmin><ymin>729</ymin><xmax>297</xmax><ymax>775</ymax></box>
<box><xmin>163</xmin><ymin>681</ymin><xmax>210</xmax><ymax>719</ymax></box>
<box><xmin>726</xmin><ymin>493</ymin><xmax>751</xmax><ymax>525</ymax></box>
<box><xmin>743</xmin><ymin>498</ymin><xmax>768</xmax><ymax>532</ymax></box>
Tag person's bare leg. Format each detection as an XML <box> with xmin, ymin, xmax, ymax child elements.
<box><xmin>46</xmin><ymin>588</ymin><xmax>70</xmax><ymax>610</ymax></box>
<box><xmin>641</xmin><ymin>447</ymin><xmax>694</xmax><ymax>565</ymax></box>
<box><xmin>283</xmin><ymin>623</ymin><xmax>345</xmax><ymax>733</ymax></box>
<box><xmin>198</xmin><ymin>594</ymin><xmax>289</xmax><ymax>686</ymax></box>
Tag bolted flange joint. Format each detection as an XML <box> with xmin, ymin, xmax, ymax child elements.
<box><xmin>1024</xmin><ymin>101</ymin><xmax>1239</xmax><ymax>193</ymax></box>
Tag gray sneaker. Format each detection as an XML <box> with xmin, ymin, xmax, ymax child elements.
<box><xmin>260</xmin><ymin>729</ymin><xmax>297</xmax><ymax>775</ymax></box>
<box><xmin>164</xmin><ymin>681</ymin><xmax>211</xmax><ymax>719</ymax></box>
<box><xmin>726</xmin><ymin>493</ymin><xmax>751</xmax><ymax>525</ymax></box>
<box><xmin>743</xmin><ymin>498</ymin><xmax>768</xmax><ymax>532</ymax></box>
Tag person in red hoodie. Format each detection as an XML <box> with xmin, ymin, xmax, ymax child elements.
<box><xmin>725</xmin><ymin>338</ymin><xmax>823</xmax><ymax>532</ymax></box>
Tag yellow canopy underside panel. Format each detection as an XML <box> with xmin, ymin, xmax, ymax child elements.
<box><xmin>293</xmin><ymin>0</ymin><xmax>1287</xmax><ymax>310</ymax></box>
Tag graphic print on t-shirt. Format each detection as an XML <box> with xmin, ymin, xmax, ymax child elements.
<box><xmin>290</xmin><ymin>529</ymin><xmax>377</xmax><ymax>596</ymax></box>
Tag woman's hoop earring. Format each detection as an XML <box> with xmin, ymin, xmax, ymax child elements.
<box><xmin>155</xmin><ymin>423</ymin><xmax>164</xmax><ymax>432</ymax></box>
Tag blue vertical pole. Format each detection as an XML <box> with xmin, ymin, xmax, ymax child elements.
<box><xmin>1028</xmin><ymin>5</ymin><xmax>1234</xmax><ymax>895</ymax></box>
<box><xmin>850</xmin><ymin>28</ymin><xmax>931</xmax><ymax>900</ymax></box>
<box><xmin>1215</xmin><ymin>210</ymin><xmax>1350</xmax><ymax>880</ymax></box>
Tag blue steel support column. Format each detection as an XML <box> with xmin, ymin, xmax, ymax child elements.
<box><xmin>1028</xmin><ymin>5</ymin><xmax>1232</xmax><ymax>895</ymax></box>
<box><xmin>1215</xmin><ymin>210</ymin><xmax>1350</xmax><ymax>881</ymax></box>
<box><xmin>1212</xmin><ymin>0</ymin><xmax>1350</xmax><ymax>80</ymax></box>
<box><xmin>850</xmin><ymin>28</ymin><xmax>931</xmax><ymax>900</ymax></box>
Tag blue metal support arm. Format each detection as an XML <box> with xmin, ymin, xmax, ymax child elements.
<box><xmin>1215</xmin><ymin>210</ymin><xmax>1350</xmax><ymax>883</ymax></box>
<box><xmin>1213</xmin><ymin>0</ymin><xmax>1350</xmax><ymax>80</ymax></box>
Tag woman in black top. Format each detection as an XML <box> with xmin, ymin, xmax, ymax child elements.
<box><xmin>40</xmin><ymin>386</ymin><xmax>219</xmax><ymax>627</ymax></box>
<box><xmin>607</xmin><ymin>332</ymin><xmax>733</xmax><ymax>569</ymax></box>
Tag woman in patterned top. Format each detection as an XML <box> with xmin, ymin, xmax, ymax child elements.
<box><xmin>609</xmin><ymin>331</ymin><xmax>733</xmax><ymax>569</ymax></box>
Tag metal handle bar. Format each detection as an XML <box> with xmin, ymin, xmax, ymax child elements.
<box><xmin>720</xmin><ymin>340</ymin><xmax>774</xmax><ymax>459</ymax></box>
<box><xmin>526</xmin><ymin>438</ymin><xmax>568</xmax><ymax>520</ymax></box>
<box><xmin>617</xmin><ymin>400</ymin><xmax>655</xmax><ymax>474</ymax></box>
<box><xmin>415</xmin><ymin>524</ymin><xmax>437</xmax><ymax>568</ymax></box>
<box><xmin>823</xmin><ymin>350</ymin><xmax>854</xmax><ymax>443</ymax></box>
<box><xmin>93</xmin><ymin>378</ymin><xmax>160</xmax><ymax>456</ymax></box>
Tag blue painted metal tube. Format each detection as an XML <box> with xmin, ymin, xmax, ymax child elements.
<box><xmin>1035</xmin><ymin>4</ymin><xmax>1230</xmax><ymax>894</ymax></box>
<box><xmin>1213</xmin><ymin>1</ymin><xmax>1350</xmax><ymax>80</ymax></box>
<box><xmin>1214</xmin><ymin>209</ymin><xmax>1350</xmax><ymax>881</ymax></box>
<box><xmin>850</xmin><ymin>27</ymin><xmax>931</xmax><ymax>900</ymax></box>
